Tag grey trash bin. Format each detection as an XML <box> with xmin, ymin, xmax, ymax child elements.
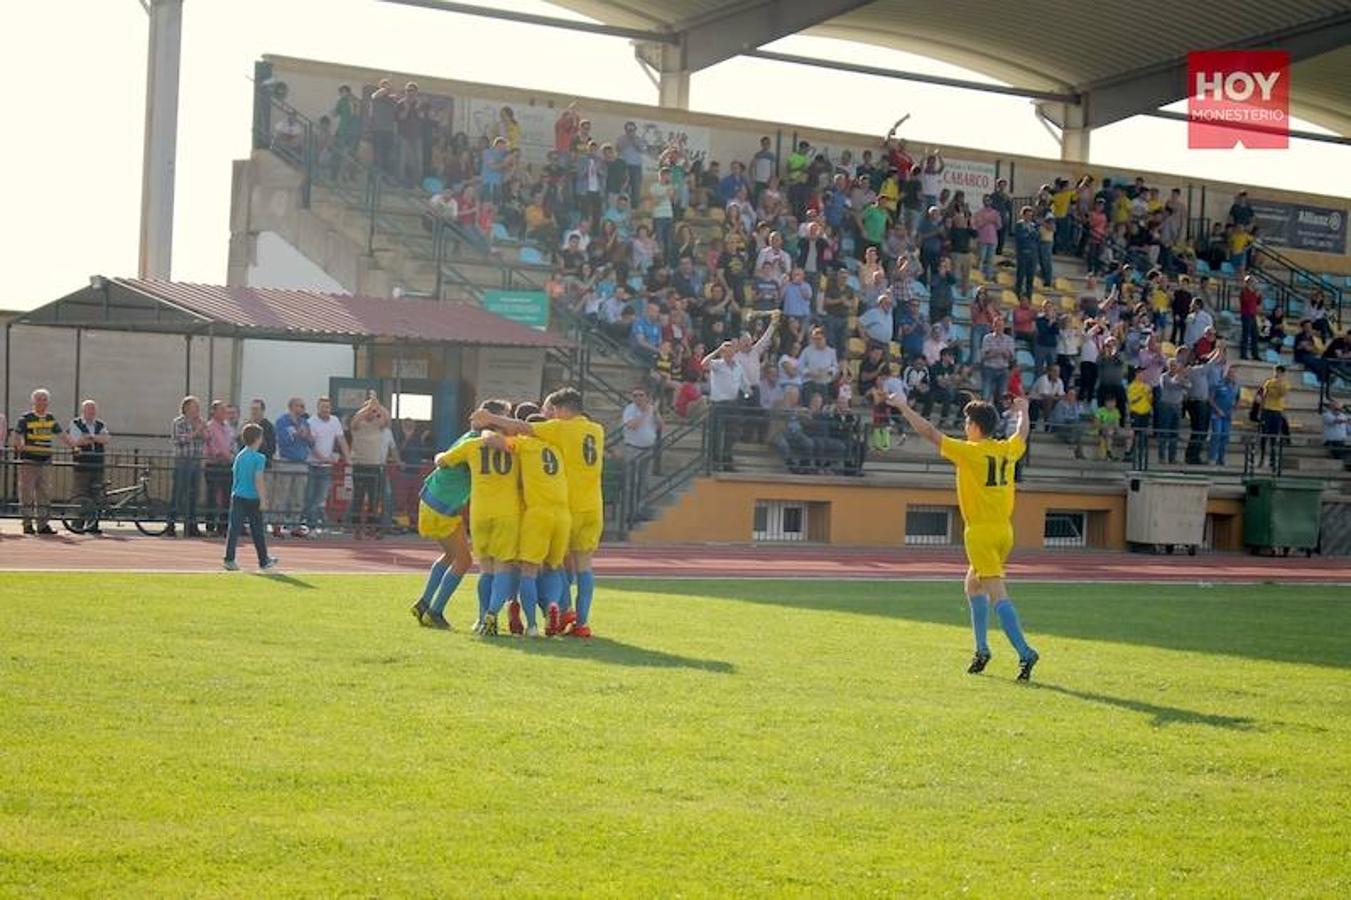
<box><xmin>1126</xmin><ymin>472</ymin><xmax>1211</xmax><ymax>555</ymax></box>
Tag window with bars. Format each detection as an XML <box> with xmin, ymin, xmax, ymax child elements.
<box><xmin>1044</xmin><ymin>510</ymin><xmax>1087</xmax><ymax>548</ymax></box>
<box><xmin>905</xmin><ymin>506</ymin><xmax>956</xmax><ymax>545</ymax></box>
<box><xmin>753</xmin><ymin>501</ymin><xmax>808</xmax><ymax>542</ymax></box>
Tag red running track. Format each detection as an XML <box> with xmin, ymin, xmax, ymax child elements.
<box><xmin>0</xmin><ymin>525</ymin><xmax>1347</xmax><ymax>583</ymax></box>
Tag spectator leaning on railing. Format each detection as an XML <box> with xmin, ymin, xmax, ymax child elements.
<box><xmin>302</xmin><ymin>396</ymin><xmax>348</xmax><ymax>535</ymax></box>
<box><xmin>274</xmin><ymin>397</ymin><xmax>313</xmax><ymax>537</ymax></box>
<box><xmin>68</xmin><ymin>399</ymin><xmax>110</xmax><ymax>534</ymax></box>
<box><xmin>15</xmin><ymin>388</ymin><xmax>73</xmax><ymax>536</ymax></box>
<box><xmin>168</xmin><ymin>395</ymin><xmax>205</xmax><ymax>539</ymax></box>
<box><xmin>203</xmin><ymin>400</ymin><xmax>237</xmax><ymax>536</ymax></box>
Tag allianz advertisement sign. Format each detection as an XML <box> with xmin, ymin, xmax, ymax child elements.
<box><xmin>1249</xmin><ymin>200</ymin><xmax>1346</xmax><ymax>255</ymax></box>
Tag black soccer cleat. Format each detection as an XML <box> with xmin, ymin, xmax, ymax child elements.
<box><xmin>411</xmin><ymin>599</ymin><xmax>429</xmax><ymax>625</ymax></box>
<box><xmin>1016</xmin><ymin>651</ymin><xmax>1040</xmax><ymax>682</ymax></box>
<box><xmin>967</xmin><ymin>651</ymin><xmax>992</xmax><ymax>674</ymax></box>
<box><xmin>421</xmin><ymin>610</ymin><xmax>452</xmax><ymax>631</ymax></box>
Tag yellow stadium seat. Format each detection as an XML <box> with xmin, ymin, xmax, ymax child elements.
<box><xmin>1054</xmin><ymin>276</ymin><xmax>1073</xmax><ymax>292</ymax></box>
<box><xmin>1032</xmin><ymin>293</ymin><xmax>1048</xmax><ymax>307</ymax></box>
<box><xmin>847</xmin><ymin>337</ymin><xmax>866</xmax><ymax>358</ymax></box>
<box><xmin>1059</xmin><ymin>295</ymin><xmax>1077</xmax><ymax>312</ymax></box>
<box><xmin>847</xmin><ymin>315</ymin><xmax>859</xmax><ymax>332</ymax></box>
<box><xmin>1001</xmin><ymin>290</ymin><xmax>1019</xmax><ymax>307</ymax></box>
<box><xmin>889</xmin><ymin>342</ymin><xmax>902</xmax><ymax>358</ymax></box>
<box><xmin>1161</xmin><ymin>341</ymin><xmax>1177</xmax><ymax>357</ymax></box>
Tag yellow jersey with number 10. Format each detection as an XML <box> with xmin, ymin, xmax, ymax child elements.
<box><xmin>437</xmin><ymin>435</ymin><xmax>521</xmax><ymax>519</ymax></box>
<box><xmin>939</xmin><ymin>434</ymin><xmax>1027</xmax><ymax>528</ymax></box>
<box><xmin>530</xmin><ymin>416</ymin><xmax>605</xmax><ymax>513</ymax></box>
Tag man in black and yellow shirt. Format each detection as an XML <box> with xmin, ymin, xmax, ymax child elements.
<box><xmin>15</xmin><ymin>388</ymin><xmax>72</xmax><ymax>534</ymax></box>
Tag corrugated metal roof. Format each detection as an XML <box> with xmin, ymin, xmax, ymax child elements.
<box><xmin>109</xmin><ymin>279</ymin><xmax>566</xmax><ymax>348</ymax></box>
<box><xmin>554</xmin><ymin>0</ymin><xmax>1351</xmax><ymax>132</ymax></box>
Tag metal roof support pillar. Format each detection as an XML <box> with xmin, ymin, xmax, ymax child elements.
<box><xmin>73</xmin><ymin>329</ymin><xmax>83</xmax><ymax>417</ymax></box>
<box><xmin>3</xmin><ymin>321</ymin><xmax>11</xmax><ymax>423</ymax></box>
<box><xmin>207</xmin><ymin>325</ymin><xmax>216</xmax><ymax>402</ymax></box>
<box><xmin>184</xmin><ymin>334</ymin><xmax>192</xmax><ymax>396</ymax></box>
<box><xmin>1038</xmin><ymin>99</ymin><xmax>1091</xmax><ymax>164</ymax></box>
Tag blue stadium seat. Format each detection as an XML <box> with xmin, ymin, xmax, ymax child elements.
<box><xmin>1264</xmin><ymin>348</ymin><xmax>1282</xmax><ymax>364</ymax></box>
<box><xmin>628</xmin><ymin>275</ymin><xmax>644</xmax><ymax>291</ymax></box>
<box><xmin>518</xmin><ymin>246</ymin><xmax>545</xmax><ymax>265</ymax></box>
<box><xmin>911</xmin><ymin>280</ymin><xmax>930</xmax><ymax>299</ymax></box>
<box><xmin>1220</xmin><ymin>262</ymin><xmax>1236</xmax><ymax>276</ymax></box>
<box><xmin>846</xmin><ymin>275</ymin><xmax>861</xmax><ymax>291</ymax></box>
<box><xmin>1195</xmin><ymin>259</ymin><xmax>1211</xmax><ymax>274</ymax></box>
<box><xmin>1303</xmin><ymin>371</ymin><xmax>1321</xmax><ymax>387</ymax></box>
<box><xmin>492</xmin><ymin>223</ymin><xmax>511</xmax><ymax>241</ymax></box>
<box><xmin>951</xmin><ymin>323</ymin><xmax>969</xmax><ymax>341</ymax></box>
<box><xmin>1016</xmin><ymin>349</ymin><xmax>1036</xmax><ymax>369</ymax></box>
<box><xmin>422</xmin><ymin>177</ymin><xmax>443</xmax><ymax>194</ymax></box>
<box><xmin>1283</xmin><ymin>334</ymin><xmax>1294</xmax><ymax>348</ymax></box>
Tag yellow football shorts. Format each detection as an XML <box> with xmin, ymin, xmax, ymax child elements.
<box><xmin>518</xmin><ymin>506</ymin><xmax>572</xmax><ymax>568</ymax></box>
<box><xmin>470</xmin><ymin>512</ymin><xmax>520</xmax><ymax>562</ymax></box>
<box><xmin>417</xmin><ymin>502</ymin><xmax>462</xmax><ymax>541</ymax></box>
<box><xmin>963</xmin><ymin>522</ymin><xmax>1014</xmax><ymax>579</ymax></box>
<box><xmin>568</xmin><ymin>509</ymin><xmax>603</xmax><ymax>555</ymax></box>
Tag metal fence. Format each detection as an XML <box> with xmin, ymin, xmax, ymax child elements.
<box><xmin>0</xmin><ymin>449</ymin><xmax>435</xmax><ymax>537</ymax></box>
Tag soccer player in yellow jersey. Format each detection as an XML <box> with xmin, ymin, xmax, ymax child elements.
<box><xmin>437</xmin><ymin>400</ymin><xmax>521</xmax><ymax>636</ymax></box>
<box><xmin>887</xmin><ymin>390</ymin><xmax>1041</xmax><ymax>680</ymax></box>
<box><xmin>473</xmin><ymin>387</ymin><xmax>605</xmax><ymax>638</ymax></box>
<box><xmin>500</xmin><ymin>414</ymin><xmax>571</xmax><ymax>638</ymax></box>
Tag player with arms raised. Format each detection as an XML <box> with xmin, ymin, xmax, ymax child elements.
<box><xmin>473</xmin><ymin>387</ymin><xmax>605</xmax><ymax>638</ymax></box>
<box><xmin>886</xmin><ymin>391</ymin><xmax>1040</xmax><ymax>680</ymax></box>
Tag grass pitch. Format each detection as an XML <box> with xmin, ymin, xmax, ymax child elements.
<box><xmin>1</xmin><ymin>573</ymin><xmax>1348</xmax><ymax>896</ymax></box>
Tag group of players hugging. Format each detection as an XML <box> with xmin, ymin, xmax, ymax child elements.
<box><xmin>411</xmin><ymin>387</ymin><xmax>606</xmax><ymax>638</ymax></box>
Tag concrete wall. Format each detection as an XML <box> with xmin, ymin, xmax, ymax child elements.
<box><xmin>632</xmin><ymin>475</ymin><xmax>1247</xmax><ymax>552</ymax></box>
<box><xmin>264</xmin><ymin>54</ymin><xmax>1351</xmax><ymax>274</ymax></box>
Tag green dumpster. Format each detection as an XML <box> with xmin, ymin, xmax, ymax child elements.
<box><xmin>1242</xmin><ymin>476</ymin><xmax>1323</xmax><ymax>556</ymax></box>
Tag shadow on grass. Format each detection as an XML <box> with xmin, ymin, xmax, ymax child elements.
<box><xmin>605</xmin><ymin>579</ymin><xmax>1351</xmax><ymax>670</ymax></box>
<box><xmin>1030</xmin><ymin>682</ymin><xmax>1259</xmax><ymax>730</ymax></box>
<box><xmin>257</xmin><ymin>573</ymin><xmax>317</xmax><ymax>589</ymax></box>
<box><xmin>484</xmin><ymin>634</ymin><xmax>734</xmax><ymax>674</ymax></box>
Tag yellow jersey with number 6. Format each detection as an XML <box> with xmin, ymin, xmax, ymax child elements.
<box><xmin>530</xmin><ymin>416</ymin><xmax>605</xmax><ymax>513</ymax></box>
<box><xmin>939</xmin><ymin>434</ymin><xmax>1026</xmax><ymax>528</ymax></box>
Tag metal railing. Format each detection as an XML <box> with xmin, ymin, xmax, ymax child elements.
<box><xmin>0</xmin><ymin>449</ymin><xmax>434</xmax><ymax>537</ymax></box>
<box><xmin>607</xmin><ymin>412</ymin><xmax>708</xmax><ymax>539</ymax></box>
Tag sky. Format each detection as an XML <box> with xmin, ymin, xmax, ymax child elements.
<box><xmin>1</xmin><ymin>0</ymin><xmax>1347</xmax><ymax>312</ymax></box>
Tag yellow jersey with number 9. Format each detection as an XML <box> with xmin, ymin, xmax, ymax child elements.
<box><xmin>940</xmin><ymin>434</ymin><xmax>1026</xmax><ymax>528</ymax></box>
<box><xmin>530</xmin><ymin>416</ymin><xmax>605</xmax><ymax>513</ymax></box>
<box><xmin>509</xmin><ymin>434</ymin><xmax>569</xmax><ymax>510</ymax></box>
<box><xmin>437</xmin><ymin>435</ymin><xmax>521</xmax><ymax>519</ymax></box>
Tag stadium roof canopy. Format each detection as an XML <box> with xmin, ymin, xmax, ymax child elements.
<box><xmin>13</xmin><ymin>278</ymin><xmax>567</xmax><ymax>348</ymax></box>
<box><xmin>411</xmin><ymin>0</ymin><xmax>1351</xmax><ymax>151</ymax></box>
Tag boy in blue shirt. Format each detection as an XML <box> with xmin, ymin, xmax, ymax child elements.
<box><xmin>224</xmin><ymin>422</ymin><xmax>279</xmax><ymax>571</ymax></box>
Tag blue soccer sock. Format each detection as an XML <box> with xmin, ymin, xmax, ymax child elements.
<box><xmin>519</xmin><ymin>575</ymin><xmax>539</xmax><ymax>629</ymax></box>
<box><xmin>995</xmin><ymin>599</ymin><xmax>1034</xmax><ymax>660</ymax></box>
<box><xmin>539</xmin><ymin>568</ymin><xmax>563</xmax><ymax>611</ymax></box>
<box><xmin>576</xmin><ymin>569</ymin><xmax>596</xmax><ymax>626</ymax></box>
<box><xmin>430</xmin><ymin>570</ymin><xmax>464</xmax><ymax>616</ymax></box>
<box><xmin>968</xmin><ymin>594</ymin><xmax>991</xmax><ymax>655</ymax></box>
<box><xmin>420</xmin><ymin>559</ymin><xmax>449</xmax><ymax>604</ymax></box>
<box><xmin>506</xmin><ymin>569</ymin><xmax>522</xmax><ymax>605</ymax></box>
<box><xmin>560</xmin><ymin>569</ymin><xmax>575</xmax><ymax>613</ymax></box>
<box><xmin>488</xmin><ymin>568</ymin><xmax>517</xmax><ymax>615</ymax></box>
<box><xmin>476</xmin><ymin>573</ymin><xmax>494</xmax><ymax>622</ymax></box>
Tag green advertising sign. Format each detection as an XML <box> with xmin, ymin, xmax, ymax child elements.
<box><xmin>481</xmin><ymin>290</ymin><xmax>550</xmax><ymax>332</ymax></box>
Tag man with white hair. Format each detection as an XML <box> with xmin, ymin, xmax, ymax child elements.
<box><xmin>69</xmin><ymin>399</ymin><xmax>111</xmax><ymax>534</ymax></box>
<box><xmin>15</xmin><ymin>388</ymin><xmax>73</xmax><ymax>535</ymax></box>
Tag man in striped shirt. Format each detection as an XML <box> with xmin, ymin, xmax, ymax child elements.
<box><xmin>15</xmin><ymin>388</ymin><xmax>73</xmax><ymax>535</ymax></box>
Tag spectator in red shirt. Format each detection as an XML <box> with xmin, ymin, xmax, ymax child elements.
<box><xmin>1238</xmin><ymin>274</ymin><xmax>1263</xmax><ymax>360</ymax></box>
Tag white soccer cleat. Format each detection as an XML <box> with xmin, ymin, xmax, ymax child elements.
<box><xmin>526</xmin><ymin>625</ymin><xmax>541</xmax><ymax>638</ymax></box>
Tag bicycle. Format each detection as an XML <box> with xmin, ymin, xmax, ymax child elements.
<box><xmin>62</xmin><ymin>467</ymin><xmax>172</xmax><ymax>536</ymax></box>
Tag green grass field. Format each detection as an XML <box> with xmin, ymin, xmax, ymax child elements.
<box><xmin>2</xmin><ymin>573</ymin><xmax>1348</xmax><ymax>896</ymax></box>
